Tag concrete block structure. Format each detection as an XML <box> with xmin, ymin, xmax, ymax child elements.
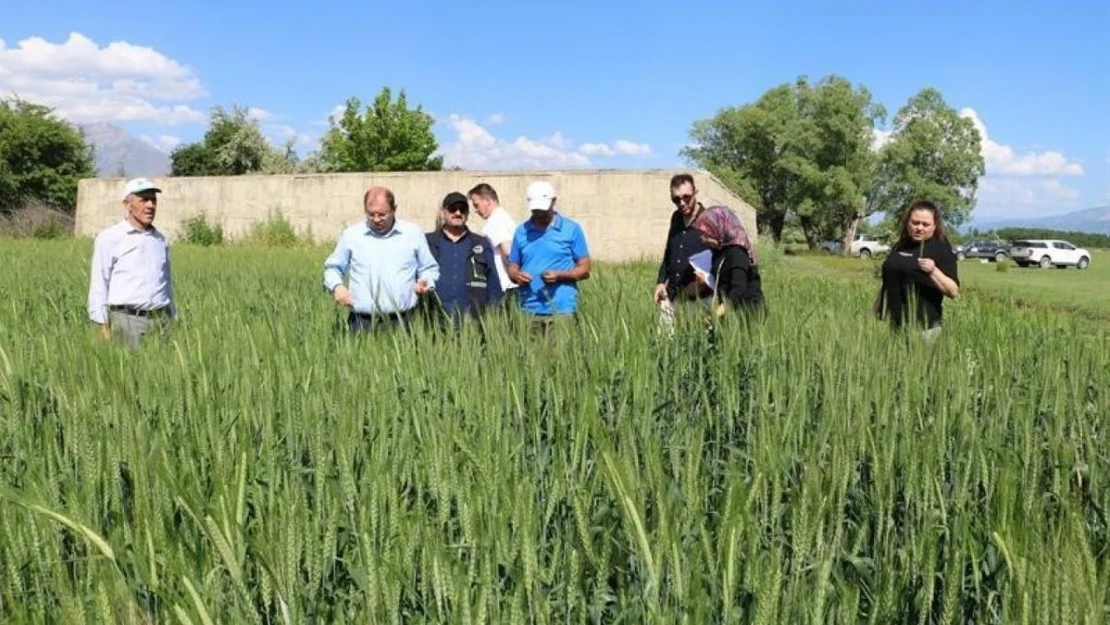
<box><xmin>75</xmin><ymin>169</ymin><xmax>758</xmax><ymax>263</ymax></box>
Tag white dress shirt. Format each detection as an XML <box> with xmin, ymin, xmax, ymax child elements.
<box><xmin>87</xmin><ymin>220</ymin><xmax>177</xmax><ymax>324</ymax></box>
<box><xmin>481</xmin><ymin>206</ymin><xmax>520</xmax><ymax>292</ymax></box>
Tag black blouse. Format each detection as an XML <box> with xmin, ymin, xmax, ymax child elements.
<box><xmin>877</xmin><ymin>238</ymin><xmax>959</xmax><ymax>328</ymax></box>
<box><xmin>711</xmin><ymin>245</ymin><xmax>764</xmax><ymax>311</ymax></box>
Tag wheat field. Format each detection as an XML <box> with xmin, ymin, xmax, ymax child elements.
<box><xmin>0</xmin><ymin>239</ymin><xmax>1106</xmax><ymax>624</ymax></box>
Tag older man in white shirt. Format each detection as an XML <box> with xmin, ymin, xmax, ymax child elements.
<box><xmin>87</xmin><ymin>178</ymin><xmax>178</xmax><ymax>345</ymax></box>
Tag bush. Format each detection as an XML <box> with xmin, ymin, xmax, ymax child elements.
<box><xmin>180</xmin><ymin>212</ymin><xmax>225</xmax><ymax>246</ymax></box>
<box><xmin>244</xmin><ymin>209</ymin><xmax>312</xmax><ymax>248</ymax></box>
<box><xmin>995</xmin><ymin>258</ymin><xmax>1011</xmax><ymax>272</ymax></box>
<box><xmin>0</xmin><ymin>203</ymin><xmax>73</xmax><ymax>238</ymax></box>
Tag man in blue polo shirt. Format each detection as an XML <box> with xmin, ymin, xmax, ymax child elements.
<box><xmin>507</xmin><ymin>180</ymin><xmax>591</xmax><ymax>328</ymax></box>
<box><xmin>422</xmin><ymin>191</ymin><xmax>503</xmax><ymax>329</ymax></box>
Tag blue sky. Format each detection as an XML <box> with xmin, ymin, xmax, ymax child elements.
<box><xmin>2</xmin><ymin>0</ymin><xmax>1107</xmax><ymax>219</ymax></box>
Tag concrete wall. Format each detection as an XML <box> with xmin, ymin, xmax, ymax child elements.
<box><xmin>75</xmin><ymin>169</ymin><xmax>757</xmax><ymax>262</ymax></box>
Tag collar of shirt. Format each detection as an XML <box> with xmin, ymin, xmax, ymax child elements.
<box><xmin>362</xmin><ymin>220</ymin><xmax>401</xmax><ymax>238</ymax></box>
<box><xmin>439</xmin><ymin>227</ymin><xmax>481</xmax><ymax>243</ymax></box>
<box><xmin>524</xmin><ymin>212</ymin><xmax>564</xmax><ymax>234</ymax></box>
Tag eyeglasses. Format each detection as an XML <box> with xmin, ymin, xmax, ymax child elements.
<box><xmin>671</xmin><ymin>194</ymin><xmax>693</xmax><ymax>205</ymax></box>
<box><xmin>445</xmin><ymin>205</ymin><xmax>469</xmax><ymax>214</ymax></box>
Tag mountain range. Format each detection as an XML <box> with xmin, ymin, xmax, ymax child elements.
<box><xmin>79</xmin><ymin>122</ymin><xmax>171</xmax><ymax>178</ymax></box>
<box><xmin>970</xmin><ymin>205</ymin><xmax>1110</xmax><ymax>235</ymax></box>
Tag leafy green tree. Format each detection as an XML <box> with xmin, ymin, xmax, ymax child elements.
<box><xmin>869</xmin><ymin>88</ymin><xmax>985</xmax><ymax>228</ymax></box>
<box><xmin>315</xmin><ymin>87</ymin><xmax>442</xmax><ymax>172</ymax></box>
<box><xmin>788</xmin><ymin>76</ymin><xmax>886</xmax><ymax>250</ymax></box>
<box><xmin>682</xmin><ymin>82</ymin><xmax>805</xmax><ymax>241</ymax></box>
<box><xmin>0</xmin><ymin>98</ymin><xmax>96</xmax><ymax>214</ymax></box>
<box><xmin>170</xmin><ymin>105</ymin><xmax>296</xmax><ymax>176</ymax></box>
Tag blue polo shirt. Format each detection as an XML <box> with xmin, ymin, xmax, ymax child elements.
<box><xmin>508</xmin><ymin>213</ymin><xmax>590</xmax><ymax>315</ymax></box>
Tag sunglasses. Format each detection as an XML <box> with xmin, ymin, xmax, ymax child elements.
<box><xmin>445</xmin><ymin>205</ymin><xmax>469</xmax><ymax>214</ymax></box>
<box><xmin>671</xmin><ymin>193</ymin><xmax>693</xmax><ymax>205</ymax></box>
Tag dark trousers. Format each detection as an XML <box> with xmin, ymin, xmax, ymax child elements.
<box><xmin>347</xmin><ymin>309</ymin><xmax>413</xmax><ymax>335</ymax></box>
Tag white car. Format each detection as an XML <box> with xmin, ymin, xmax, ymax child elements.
<box><xmin>1009</xmin><ymin>239</ymin><xmax>1092</xmax><ymax>269</ymax></box>
<box><xmin>850</xmin><ymin>234</ymin><xmax>891</xmax><ymax>258</ymax></box>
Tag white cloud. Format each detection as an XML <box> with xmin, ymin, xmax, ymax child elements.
<box><xmin>871</xmin><ymin>128</ymin><xmax>892</xmax><ymax>151</ymax></box>
<box><xmin>438</xmin><ymin>114</ymin><xmax>652</xmax><ymax>169</ymax></box>
<box><xmin>247</xmin><ymin>107</ymin><xmax>275</xmax><ymax>122</ymax></box>
<box><xmin>267</xmin><ymin>124</ymin><xmax>317</xmax><ymax>151</ymax></box>
<box><xmin>0</xmin><ymin>32</ymin><xmax>206</xmax><ymax>125</ymax></box>
<box><xmin>310</xmin><ymin>103</ymin><xmax>347</xmax><ymax>127</ymax></box>
<box><xmin>485</xmin><ymin>112</ymin><xmax>507</xmax><ymax>125</ymax></box>
<box><xmin>139</xmin><ymin>134</ymin><xmax>182</xmax><ymax>153</ymax></box>
<box><xmin>960</xmin><ymin>108</ymin><xmax>1084</xmax><ymax>177</ymax></box>
<box><xmin>978</xmin><ymin>178</ymin><xmax>1081</xmax><ymax>208</ymax></box>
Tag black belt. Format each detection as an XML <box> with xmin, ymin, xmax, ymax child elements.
<box><xmin>109</xmin><ymin>305</ymin><xmax>168</xmax><ymax>317</ymax></box>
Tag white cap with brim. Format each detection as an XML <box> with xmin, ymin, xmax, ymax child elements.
<box><xmin>122</xmin><ymin>178</ymin><xmax>162</xmax><ymax>200</ymax></box>
<box><xmin>526</xmin><ymin>180</ymin><xmax>556</xmax><ymax>210</ymax></box>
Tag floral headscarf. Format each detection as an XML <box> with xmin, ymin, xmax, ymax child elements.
<box><xmin>694</xmin><ymin>205</ymin><xmax>757</xmax><ymax>265</ymax></box>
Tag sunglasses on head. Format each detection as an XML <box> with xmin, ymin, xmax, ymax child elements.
<box><xmin>671</xmin><ymin>193</ymin><xmax>693</xmax><ymax>205</ymax></box>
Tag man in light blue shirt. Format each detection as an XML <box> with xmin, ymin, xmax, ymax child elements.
<box><xmin>87</xmin><ymin>177</ymin><xmax>178</xmax><ymax>346</ymax></box>
<box><xmin>507</xmin><ymin>181</ymin><xmax>591</xmax><ymax>333</ymax></box>
<box><xmin>323</xmin><ymin>186</ymin><xmax>440</xmax><ymax>334</ymax></box>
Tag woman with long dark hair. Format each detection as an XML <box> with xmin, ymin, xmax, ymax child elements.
<box><xmin>692</xmin><ymin>205</ymin><xmax>766</xmax><ymax>323</ymax></box>
<box><xmin>875</xmin><ymin>200</ymin><xmax>960</xmax><ymax>336</ymax></box>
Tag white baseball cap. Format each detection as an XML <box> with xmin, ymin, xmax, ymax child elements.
<box><xmin>122</xmin><ymin>178</ymin><xmax>162</xmax><ymax>200</ymax></box>
<box><xmin>526</xmin><ymin>180</ymin><xmax>556</xmax><ymax>210</ymax></box>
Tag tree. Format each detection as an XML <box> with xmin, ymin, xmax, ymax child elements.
<box><xmin>315</xmin><ymin>87</ymin><xmax>442</xmax><ymax>172</ymax></box>
<box><xmin>788</xmin><ymin>76</ymin><xmax>886</xmax><ymax>251</ymax></box>
<box><xmin>682</xmin><ymin>82</ymin><xmax>805</xmax><ymax>241</ymax></box>
<box><xmin>869</xmin><ymin>88</ymin><xmax>985</xmax><ymax>228</ymax></box>
<box><xmin>0</xmin><ymin>98</ymin><xmax>96</xmax><ymax>215</ymax></box>
<box><xmin>170</xmin><ymin>105</ymin><xmax>297</xmax><ymax>177</ymax></box>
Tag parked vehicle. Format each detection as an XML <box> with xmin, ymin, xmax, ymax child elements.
<box><xmin>849</xmin><ymin>234</ymin><xmax>890</xmax><ymax>258</ymax></box>
<box><xmin>1009</xmin><ymin>239</ymin><xmax>1092</xmax><ymax>269</ymax></box>
<box><xmin>957</xmin><ymin>239</ymin><xmax>1010</xmax><ymax>262</ymax></box>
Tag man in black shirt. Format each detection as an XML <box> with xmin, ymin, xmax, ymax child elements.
<box><xmin>652</xmin><ymin>173</ymin><xmax>713</xmax><ymax>334</ymax></box>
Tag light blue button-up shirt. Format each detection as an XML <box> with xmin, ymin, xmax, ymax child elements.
<box><xmin>87</xmin><ymin>219</ymin><xmax>177</xmax><ymax>324</ymax></box>
<box><xmin>323</xmin><ymin>218</ymin><xmax>440</xmax><ymax>315</ymax></box>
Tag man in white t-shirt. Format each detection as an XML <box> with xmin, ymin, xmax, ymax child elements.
<box><xmin>468</xmin><ymin>183</ymin><xmax>519</xmax><ymax>301</ymax></box>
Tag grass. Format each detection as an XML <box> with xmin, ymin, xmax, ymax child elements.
<box><xmin>0</xmin><ymin>239</ymin><xmax>1106</xmax><ymax>623</ymax></box>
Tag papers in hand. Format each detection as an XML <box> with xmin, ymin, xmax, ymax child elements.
<box><xmin>689</xmin><ymin>250</ymin><xmax>716</xmax><ymax>291</ymax></box>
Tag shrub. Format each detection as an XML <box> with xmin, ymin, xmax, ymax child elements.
<box><xmin>180</xmin><ymin>212</ymin><xmax>224</xmax><ymax>246</ymax></box>
<box><xmin>995</xmin><ymin>258</ymin><xmax>1011</xmax><ymax>272</ymax></box>
<box><xmin>244</xmin><ymin>209</ymin><xmax>311</xmax><ymax>248</ymax></box>
<box><xmin>0</xmin><ymin>203</ymin><xmax>73</xmax><ymax>238</ymax></box>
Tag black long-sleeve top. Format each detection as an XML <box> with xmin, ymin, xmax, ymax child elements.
<box><xmin>656</xmin><ymin>208</ymin><xmax>712</xmax><ymax>300</ymax></box>
<box><xmin>711</xmin><ymin>245</ymin><xmax>764</xmax><ymax>311</ymax></box>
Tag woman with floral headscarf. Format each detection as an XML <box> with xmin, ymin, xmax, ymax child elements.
<box><xmin>692</xmin><ymin>205</ymin><xmax>766</xmax><ymax>321</ymax></box>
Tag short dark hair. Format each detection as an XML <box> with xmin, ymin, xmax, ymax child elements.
<box><xmin>669</xmin><ymin>173</ymin><xmax>696</xmax><ymax>190</ymax></box>
<box><xmin>468</xmin><ymin>183</ymin><xmax>499</xmax><ymax>202</ymax></box>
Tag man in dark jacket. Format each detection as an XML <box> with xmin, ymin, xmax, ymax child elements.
<box><xmin>652</xmin><ymin>173</ymin><xmax>713</xmax><ymax>335</ymax></box>
<box><xmin>422</xmin><ymin>192</ymin><xmax>503</xmax><ymax>329</ymax></box>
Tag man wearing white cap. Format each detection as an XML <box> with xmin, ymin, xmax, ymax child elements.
<box><xmin>87</xmin><ymin>178</ymin><xmax>178</xmax><ymax>345</ymax></box>
<box><xmin>507</xmin><ymin>180</ymin><xmax>591</xmax><ymax>330</ymax></box>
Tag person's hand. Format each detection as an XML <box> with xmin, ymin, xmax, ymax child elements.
<box><xmin>414</xmin><ymin>279</ymin><xmax>431</xmax><ymax>295</ymax></box>
<box><xmin>513</xmin><ymin>270</ymin><xmax>532</xmax><ymax>285</ymax></box>
<box><xmin>541</xmin><ymin>271</ymin><xmax>563</xmax><ymax>284</ymax></box>
<box><xmin>918</xmin><ymin>258</ymin><xmax>937</xmax><ymax>274</ymax></box>
<box><xmin>97</xmin><ymin>324</ymin><xmax>111</xmax><ymax>341</ymax></box>
<box><xmin>693</xmin><ymin>270</ymin><xmax>709</xmax><ymax>286</ymax></box>
<box><xmin>333</xmin><ymin>285</ymin><xmax>353</xmax><ymax>307</ymax></box>
<box><xmin>653</xmin><ymin>283</ymin><xmax>667</xmax><ymax>304</ymax></box>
